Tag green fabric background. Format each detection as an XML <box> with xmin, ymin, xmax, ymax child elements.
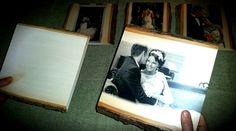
<box><xmin>0</xmin><ymin>0</ymin><xmax>236</xmax><ymax>131</ymax></box>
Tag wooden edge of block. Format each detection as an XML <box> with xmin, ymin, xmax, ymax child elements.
<box><xmin>96</xmin><ymin>101</ymin><xmax>176</xmax><ymax>131</ymax></box>
<box><xmin>125</xmin><ymin>25</ymin><xmax>219</xmax><ymax>49</ymax></box>
<box><xmin>17</xmin><ymin>23</ymin><xmax>90</xmax><ymax>40</ymax></box>
<box><xmin>0</xmin><ymin>89</ymin><xmax>67</xmax><ymax>112</ymax></box>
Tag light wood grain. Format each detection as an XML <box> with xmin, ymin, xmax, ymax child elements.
<box><xmin>97</xmin><ymin>93</ymin><xmax>200</xmax><ymax>131</ymax></box>
<box><xmin>0</xmin><ymin>23</ymin><xmax>89</xmax><ymax>112</ymax></box>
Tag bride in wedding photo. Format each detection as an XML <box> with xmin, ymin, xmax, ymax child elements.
<box><xmin>141</xmin><ymin>49</ymin><xmax>174</xmax><ymax>107</ymax></box>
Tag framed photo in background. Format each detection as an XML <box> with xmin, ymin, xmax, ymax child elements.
<box><xmin>63</xmin><ymin>3</ymin><xmax>117</xmax><ymax>44</ymax></box>
<box><xmin>176</xmin><ymin>3</ymin><xmax>234</xmax><ymax>49</ymax></box>
<box><xmin>125</xmin><ymin>2</ymin><xmax>171</xmax><ymax>33</ymax></box>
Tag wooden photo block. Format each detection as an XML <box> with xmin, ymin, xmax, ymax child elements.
<box><xmin>125</xmin><ymin>2</ymin><xmax>171</xmax><ymax>33</ymax></box>
<box><xmin>176</xmin><ymin>3</ymin><xmax>234</xmax><ymax>49</ymax></box>
<box><xmin>0</xmin><ymin>23</ymin><xmax>89</xmax><ymax>112</ymax></box>
<box><xmin>96</xmin><ymin>26</ymin><xmax>218</xmax><ymax>131</ymax></box>
<box><xmin>63</xmin><ymin>3</ymin><xmax>117</xmax><ymax>44</ymax></box>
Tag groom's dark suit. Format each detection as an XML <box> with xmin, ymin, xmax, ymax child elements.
<box><xmin>187</xmin><ymin>14</ymin><xmax>206</xmax><ymax>41</ymax></box>
<box><xmin>112</xmin><ymin>56</ymin><xmax>156</xmax><ymax>105</ymax></box>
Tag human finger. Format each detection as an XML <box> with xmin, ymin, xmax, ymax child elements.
<box><xmin>181</xmin><ymin>110</ymin><xmax>194</xmax><ymax>131</ymax></box>
<box><xmin>197</xmin><ymin>115</ymin><xmax>208</xmax><ymax>131</ymax></box>
<box><xmin>0</xmin><ymin>76</ymin><xmax>13</xmax><ymax>87</ymax></box>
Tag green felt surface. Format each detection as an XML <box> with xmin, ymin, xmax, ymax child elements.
<box><xmin>0</xmin><ymin>0</ymin><xmax>236</xmax><ymax>130</ymax></box>
<box><xmin>201</xmin><ymin>50</ymin><xmax>236</xmax><ymax>131</ymax></box>
<box><xmin>0</xmin><ymin>46</ymin><xmax>236</xmax><ymax>131</ymax></box>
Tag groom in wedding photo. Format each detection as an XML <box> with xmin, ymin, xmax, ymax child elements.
<box><xmin>112</xmin><ymin>43</ymin><xmax>157</xmax><ymax>105</ymax></box>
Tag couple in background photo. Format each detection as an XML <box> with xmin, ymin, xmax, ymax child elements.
<box><xmin>106</xmin><ymin>43</ymin><xmax>173</xmax><ymax>107</ymax></box>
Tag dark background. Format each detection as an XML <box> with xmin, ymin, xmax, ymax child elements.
<box><xmin>0</xmin><ymin>0</ymin><xmax>236</xmax><ymax>131</ymax></box>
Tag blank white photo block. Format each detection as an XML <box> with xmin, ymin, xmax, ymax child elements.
<box><xmin>0</xmin><ymin>23</ymin><xmax>89</xmax><ymax>112</ymax></box>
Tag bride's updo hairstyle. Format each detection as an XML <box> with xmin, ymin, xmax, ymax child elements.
<box><xmin>148</xmin><ymin>49</ymin><xmax>166</xmax><ymax>68</ymax></box>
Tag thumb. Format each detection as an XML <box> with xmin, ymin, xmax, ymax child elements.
<box><xmin>0</xmin><ymin>76</ymin><xmax>13</xmax><ymax>87</ymax></box>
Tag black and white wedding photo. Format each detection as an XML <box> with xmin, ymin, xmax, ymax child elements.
<box><xmin>97</xmin><ymin>26</ymin><xmax>218</xmax><ymax>131</ymax></box>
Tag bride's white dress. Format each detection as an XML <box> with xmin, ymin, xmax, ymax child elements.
<box><xmin>141</xmin><ymin>71</ymin><xmax>174</xmax><ymax>105</ymax></box>
<box><xmin>77</xmin><ymin>22</ymin><xmax>96</xmax><ymax>39</ymax></box>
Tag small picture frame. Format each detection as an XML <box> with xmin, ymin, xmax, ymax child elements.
<box><xmin>63</xmin><ymin>3</ymin><xmax>117</xmax><ymax>44</ymax></box>
<box><xmin>176</xmin><ymin>3</ymin><xmax>234</xmax><ymax>49</ymax></box>
<box><xmin>97</xmin><ymin>26</ymin><xmax>218</xmax><ymax>131</ymax></box>
<box><xmin>125</xmin><ymin>2</ymin><xmax>171</xmax><ymax>33</ymax></box>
